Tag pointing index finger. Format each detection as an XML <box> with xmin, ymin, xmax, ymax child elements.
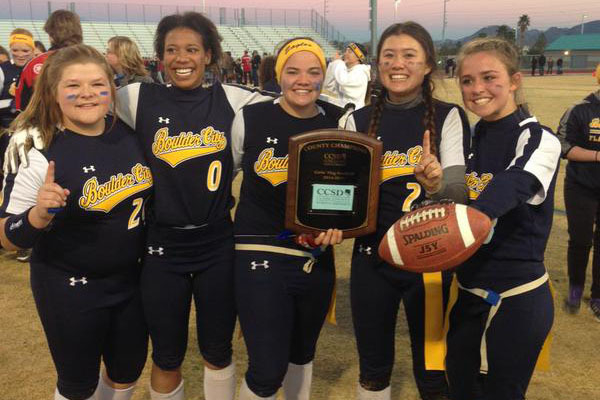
<box><xmin>45</xmin><ymin>161</ymin><xmax>55</xmax><ymax>184</ymax></box>
<box><xmin>422</xmin><ymin>130</ymin><xmax>431</xmax><ymax>156</ymax></box>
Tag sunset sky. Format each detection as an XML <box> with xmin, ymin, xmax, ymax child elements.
<box><xmin>4</xmin><ymin>0</ymin><xmax>599</xmax><ymax>41</ymax></box>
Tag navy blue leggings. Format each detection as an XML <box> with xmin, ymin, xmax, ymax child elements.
<box><xmin>446</xmin><ymin>281</ymin><xmax>554</xmax><ymax>400</ymax></box>
<box><xmin>350</xmin><ymin>239</ymin><xmax>452</xmax><ymax>399</ymax></box>
<box><xmin>141</xmin><ymin>244</ymin><xmax>236</xmax><ymax>370</ymax></box>
<box><xmin>564</xmin><ymin>178</ymin><xmax>600</xmax><ymax>298</ymax></box>
<box><xmin>235</xmin><ymin>243</ymin><xmax>334</xmax><ymax>397</ymax></box>
<box><xmin>31</xmin><ymin>263</ymin><xmax>147</xmax><ymax>400</ymax></box>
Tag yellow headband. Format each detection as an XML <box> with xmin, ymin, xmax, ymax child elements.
<box><xmin>348</xmin><ymin>42</ymin><xmax>366</xmax><ymax>63</ymax></box>
<box><xmin>275</xmin><ymin>39</ymin><xmax>326</xmax><ymax>83</ymax></box>
<box><xmin>9</xmin><ymin>34</ymin><xmax>34</xmax><ymax>50</ymax></box>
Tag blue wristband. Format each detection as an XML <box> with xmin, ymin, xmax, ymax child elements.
<box><xmin>4</xmin><ymin>208</ymin><xmax>44</xmax><ymax>249</ymax></box>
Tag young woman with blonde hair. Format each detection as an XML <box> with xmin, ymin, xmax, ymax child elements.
<box><xmin>106</xmin><ymin>36</ymin><xmax>153</xmax><ymax>87</ymax></box>
<box><xmin>447</xmin><ymin>37</ymin><xmax>560</xmax><ymax>400</ymax></box>
<box><xmin>0</xmin><ymin>44</ymin><xmax>151</xmax><ymax>400</ymax></box>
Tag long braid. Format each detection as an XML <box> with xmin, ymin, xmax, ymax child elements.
<box><xmin>367</xmin><ymin>85</ymin><xmax>386</xmax><ymax>138</ymax></box>
<box><xmin>421</xmin><ymin>74</ymin><xmax>437</xmax><ymax>156</ymax></box>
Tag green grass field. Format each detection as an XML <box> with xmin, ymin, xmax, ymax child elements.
<box><xmin>1</xmin><ymin>74</ymin><xmax>599</xmax><ymax>399</ymax></box>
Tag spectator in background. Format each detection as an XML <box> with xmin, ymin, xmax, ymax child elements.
<box><xmin>15</xmin><ymin>9</ymin><xmax>83</xmax><ymax>111</ymax></box>
<box><xmin>557</xmin><ymin>57</ymin><xmax>563</xmax><ymax>74</ymax></box>
<box><xmin>222</xmin><ymin>51</ymin><xmax>234</xmax><ymax>83</ymax></box>
<box><xmin>323</xmin><ymin>42</ymin><xmax>371</xmax><ymax>109</ymax></box>
<box><xmin>538</xmin><ymin>53</ymin><xmax>546</xmax><ymax>76</ymax></box>
<box><xmin>234</xmin><ymin>57</ymin><xmax>243</xmax><ymax>84</ymax></box>
<box><xmin>241</xmin><ymin>50</ymin><xmax>251</xmax><ymax>85</ymax></box>
<box><xmin>258</xmin><ymin>55</ymin><xmax>280</xmax><ymax>93</ymax></box>
<box><xmin>531</xmin><ymin>56</ymin><xmax>537</xmax><ymax>76</ymax></box>
<box><xmin>445</xmin><ymin>58</ymin><xmax>456</xmax><ymax>78</ymax></box>
<box><xmin>1</xmin><ymin>28</ymin><xmax>35</xmax><ymax>127</ymax></box>
<box><xmin>251</xmin><ymin>50</ymin><xmax>261</xmax><ymax>87</ymax></box>
<box><xmin>106</xmin><ymin>36</ymin><xmax>153</xmax><ymax>87</ymax></box>
<box><xmin>547</xmin><ymin>56</ymin><xmax>554</xmax><ymax>74</ymax></box>
<box><xmin>0</xmin><ymin>46</ymin><xmax>9</xmax><ymax>63</ymax></box>
<box><xmin>33</xmin><ymin>40</ymin><xmax>46</xmax><ymax>57</ymax></box>
<box><xmin>0</xmin><ymin>28</ymin><xmax>35</xmax><ymax>263</ymax></box>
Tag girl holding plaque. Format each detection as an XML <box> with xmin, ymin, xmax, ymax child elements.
<box><xmin>345</xmin><ymin>22</ymin><xmax>471</xmax><ymax>400</ymax></box>
<box><xmin>231</xmin><ymin>37</ymin><xmax>344</xmax><ymax>400</ymax></box>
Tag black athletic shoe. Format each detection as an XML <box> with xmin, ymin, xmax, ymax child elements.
<box><xmin>564</xmin><ymin>285</ymin><xmax>583</xmax><ymax>314</ymax></box>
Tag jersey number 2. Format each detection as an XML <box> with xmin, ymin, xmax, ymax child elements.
<box><xmin>402</xmin><ymin>183</ymin><xmax>422</xmax><ymax>212</ymax></box>
<box><xmin>128</xmin><ymin>198</ymin><xmax>144</xmax><ymax>230</ymax></box>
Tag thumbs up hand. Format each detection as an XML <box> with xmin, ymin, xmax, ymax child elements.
<box><xmin>414</xmin><ymin>130</ymin><xmax>442</xmax><ymax>195</ymax></box>
<box><xmin>31</xmin><ymin>161</ymin><xmax>70</xmax><ymax>228</ymax></box>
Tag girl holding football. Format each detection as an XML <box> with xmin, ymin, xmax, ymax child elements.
<box><xmin>446</xmin><ymin>37</ymin><xmax>560</xmax><ymax>400</ymax></box>
<box><xmin>344</xmin><ymin>21</ymin><xmax>471</xmax><ymax>400</ymax></box>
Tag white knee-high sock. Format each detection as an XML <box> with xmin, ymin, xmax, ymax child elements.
<box><xmin>357</xmin><ymin>384</ymin><xmax>391</xmax><ymax>400</ymax></box>
<box><xmin>149</xmin><ymin>379</ymin><xmax>184</xmax><ymax>400</ymax></box>
<box><xmin>203</xmin><ymin>363</ymin><xmax>236</xmax><ymax>400</ymax></box>
<box><xmin>54</xmin><ymin>388</ymin><xmax>96</xmax><ymax>400</ymax></box>
<box><xmin>238</xmin><ymin>378</ymin><xmax>276</xmax><ymax>400</ymax></box>
<box><xmin>282</xmin><ymin>362</ymin><xmax>313</xmax><ymax>400</ymax></box>
<box><xmin>95</xmin><ymin>376</ymin><xmax>136</xmax><ymax>400</ymax></box>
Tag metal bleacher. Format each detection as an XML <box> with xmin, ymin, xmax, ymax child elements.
<box><xmin>0</xmin><ymin>19</ymin><xmax>340</xmax><ymax>59</ymax></box>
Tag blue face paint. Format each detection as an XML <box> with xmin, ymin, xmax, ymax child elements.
<box><xmin>66</xmin><ymin>94</ymin><xmax>77</xmax><ymax>101</ymax></box>
<box><xmin>99</xmin><ymin>91</ymin><xmax>109</xmax><ymax>97</ymax></box>
<box><xmin>314</xmin><ymin>82</ymin><xmax>322</xmax><ymax>91</ymax></box>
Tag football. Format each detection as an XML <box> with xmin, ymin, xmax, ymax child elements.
<box><xmin>378</xmin><ymin>202</ymin><xmax>492</xmax><ymax>273</ymax></box>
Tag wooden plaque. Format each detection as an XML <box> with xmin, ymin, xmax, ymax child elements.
<box><xmin>285</xmin><ymin>129</ymin><xmax>382</xmax><ymax>238</ymax></box>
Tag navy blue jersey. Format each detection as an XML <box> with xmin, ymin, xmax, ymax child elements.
<box><xmin>557</xmin><ymin>90</ymin><xmax>600</xmax><ymax>190</ymax></box>
<box><xmin>116</xmin><ymin>82</ymin><xmax>273</xmax><ymax>228</ymax></box>
<box><xmin>459</xmin><ymin>112</ymin><xmax>561</xmax><ymax>290</ymax></box>
<box><xmin>347</xmin><ymin>99</ymin><xmax>471</xmax><ymax>240</ymax></box>
<box><xmin>0</xmin><ymin>61</ymin><xmax>23</xmax><ymax>127</ymax></box>
<box><xmin>0</xmin><ymin>117</ymin><xmax>153</xmax><ymax>277</ymax></box>
<box><xmin>232</xmin><ymin>99</ymin><xmax>341</xmax><ymax>235</ymax></box>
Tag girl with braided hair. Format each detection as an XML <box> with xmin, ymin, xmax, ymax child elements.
<box><xmin>344</xmin><ymin>21</ymin><xmax>471</xmax><ymax>400</ymax></box>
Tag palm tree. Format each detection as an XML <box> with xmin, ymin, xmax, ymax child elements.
<box><xmin>518</xmin><ymin>14</ymin><xmax>531</xmax><ymax>52</ymax></box>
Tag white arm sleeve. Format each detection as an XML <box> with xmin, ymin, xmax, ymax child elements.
<box><xmin>222</xmin><ymin>84</ymin><xmax>274</xmax><ymax>114</ymax></box>
<box><xmin>508</xmin><ymin>122</ymin><xmax>561</xmax><ymax>205</ymax></box>
<box><xmin>439</xmin><ymin>107</ymin><xmax>467</xmax><ymax>169</ymax></box>
<box><xmin>3</xmin><ymin>148</ymin><xmax>47</xmax><ymax>215</ymax></box>
<box><xmin>231</xmin><ymin>110</ymin><xmax>246</xmax><ymax>173</ymax></box>
<box><xmin>115</xmin><ymin>83</ymin><xmax>141</xmax><ymax>129</ymax></box>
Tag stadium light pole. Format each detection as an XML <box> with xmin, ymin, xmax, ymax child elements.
<box><xmin>441</xmin><ymin>0</ymin><xmax>450</xmax><ymax>43</ymax></box>
<box><xmin>394</xmin><ymin>0</ymin><xmax>401</xmax><ymax>21</ymax></box>
<box><xmin>370</xmin><ymin>0</ymin><xmax>377</xmax><ymax>60</ymax></box>
<box><xmin>581</xmin><ymin>14</ymin><xmax>587</xmax><ymax>34</ymax></box>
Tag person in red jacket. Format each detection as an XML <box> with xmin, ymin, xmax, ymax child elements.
<box><xmin>241</xmin><ymin>50</ymin><xmax>251</xmax><ymax>85</ymax></box>
<box><xmin>15</xmin><ymin>9</ymin><xmax>82</xmax><ymax>111</ymax></box>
